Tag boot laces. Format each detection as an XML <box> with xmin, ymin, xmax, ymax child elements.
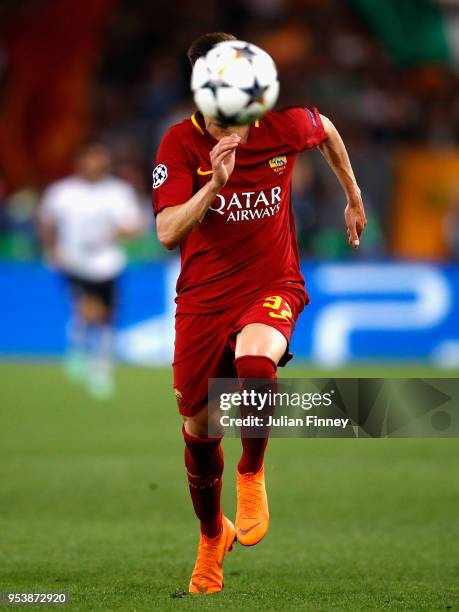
<box><xmin>238</xmin><ymin>475</ymin><xmax>262</xmax><ymax>519</ymax></box>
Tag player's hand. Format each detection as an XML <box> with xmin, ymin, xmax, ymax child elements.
<box><xmin>209</xmin><ymin>134</ymin><xmax>240</xmax><ymax>189</ymax></box>
<box><xmin>345</xmin><ymin>189</ymin><xmax>367</xmax><ymax>250</ymax></box>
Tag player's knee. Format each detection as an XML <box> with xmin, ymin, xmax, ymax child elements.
<box><xmin>183</xmin><ymin>419</ymin><xmax>208</xmax><ymax>438</ymax></box>
<box><xmin>234</xmin><ymin>355</ymin><xmax>277</xmax><ymax>380</ymax></box>
<box><xmin>183</xmin><ymin>406</ymin><xmax>209</xmax><ymax>438</ymax></box>
<box><xmin>235</xmin><ymin>323</ymin><xmax>287</xmax><ymax>363</ymax></box>
<box><xmin>80</xmin><ymin>297</ymin><xmax>109</xmax><ymax>324</ymax></box>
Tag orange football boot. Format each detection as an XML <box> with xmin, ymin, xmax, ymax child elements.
<box><xmin>189</xmin><ymin>515</ymin><xmax>236</xmax><ymax>594</ymax></box>
<box><xmin>235</xmin><ymin>465</ymin><xmax>269</xmax><ymax>546</ymax></box>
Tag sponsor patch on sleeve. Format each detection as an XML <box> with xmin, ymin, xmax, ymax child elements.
<box><xmin>152</xmin><ymin>164</ymin><xmax>168</xmax><ymax>188</ymax></box>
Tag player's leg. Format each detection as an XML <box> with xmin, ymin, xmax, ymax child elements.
<box><xmin>183</xmin><ymin>406</ymin><xmax>223</xmax><ymax>539</ymax></box>
<box><xmin>174</xmin><ymin>313</ymin><xmax>236</xmax><ymax>594</ymax></box>
<box><xmin>64</xmin><ymin>276</ymin><xmax>90</xmax><ymax>382</ymax></box>
<box><xmin>183</xmin><ymin>407</ymin><xmax>235</xmax><ymax>594</ymax></box>
<box><xmin>80</xmin><ymin>279</ymin><xmax>116</xmax><ymax>398</ymax></box>
<box><xmin>235</xmin><ymin>322</ymin><xmax>286</xmax><ymax>474</ymax></box>
<box><xmin>232</xmin><ymin>323</ymin><xmax>285</xmax><ymax>546</ymax></box>
<box><xmin>232</xmin><ymin>290</ymin><xmax>304</xmax><ymax>546</ymax></box>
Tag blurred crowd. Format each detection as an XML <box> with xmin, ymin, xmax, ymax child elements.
<box><xmin>1</xmin><ymin>0</ymin><xmax>459</xmax><ymax>261</ymax></box>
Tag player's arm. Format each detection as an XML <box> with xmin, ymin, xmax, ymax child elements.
<box><xmin>38</xmin><ymin>218</ymin><xmax>58</xmax><ymax>261</ymax></box>
<box><xmin>116</xmin><ymin>226</ymin><xmax>141</xmax><ymax>240</ymax></box>
<box><xmin>38</xmin><ymin>188</ymin><xmax>60</xmax><ymax>264</ymax></box>
<box><xmin>113</xmin><ymin>185</ymin><xmax>144</xmax><ymax>241</ymax></box>
<box><xmin>156</xmin><ymin>134</ymin><xmax>240</xmax><ymax>250</ymax></box>
<box><xmin>319</xmin><ymin>115</ymin><xmax>367</xmax><ymax>249</ymax></box>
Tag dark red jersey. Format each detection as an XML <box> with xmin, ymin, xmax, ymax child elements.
<box><xmin>152</xmin><ymin>107</ymin><xmax>327</xmax><ymax>313</ymax></box>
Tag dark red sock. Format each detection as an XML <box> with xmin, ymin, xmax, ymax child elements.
<box><xmin>235</xmin><ymin>355</ymin><xmax>277</xmax><ymax>474</ymax></box>
<box><xmin>183</xmin><ymin>426</ymin><xmax>224</xmax><ymax>538</ymax></box>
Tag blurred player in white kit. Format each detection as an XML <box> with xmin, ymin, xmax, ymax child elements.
<box><xmin>39</xmin><ymin>143</ymin><xmax>142</xmax><ymax>398</ymax></box>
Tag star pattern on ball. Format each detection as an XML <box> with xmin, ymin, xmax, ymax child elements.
<box><xmin>203</xmin><ymin>78</ymin><xmax>229</xmax><ymax>94</ymax></box>
<box><xmin>232</xmin><ymin>44</ymin><xmax>257</xmax><ymax>61</ymax></box>
<box><xmin>241</xmin><ymin>78</ymin><xmax>269</xmax><ymax>106</ymax></box>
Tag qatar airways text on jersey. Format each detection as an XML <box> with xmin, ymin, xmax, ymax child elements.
<box><xmin>210</xmin><ymin>186</ymin><xmax>282</xmax><ymax>222</ymax></box>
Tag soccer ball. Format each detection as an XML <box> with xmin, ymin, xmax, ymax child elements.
<box><xmin>191</xmin><ymin>40</ymin><xmax>279</xmax><ymax>126</ymax></box>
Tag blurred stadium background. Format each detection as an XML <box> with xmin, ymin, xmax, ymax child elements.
<box><xmin>1</xmin><ymin>1</ymin><xmax>459</xmax><ymax>608</ymax></box>
<box><xmin>1</xmin><ymin>0</ymin><xmax>459</xmax><ymax>367</ymax></box>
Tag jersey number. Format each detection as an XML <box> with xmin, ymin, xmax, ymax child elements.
<box><xmin>263</xmin><ymin>296</ymin><xmax>293</xmax><ymax>322</ymax></box>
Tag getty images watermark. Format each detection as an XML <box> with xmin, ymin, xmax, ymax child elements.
<box><xmin>218</xmin><ymin>387</ymin><xmax>349</xmax><ymax>429</ymax></box>
<box><xmin>208</xmin><ymin>378</ymin><xmax>459</xmax><ymax>438</ymax></box>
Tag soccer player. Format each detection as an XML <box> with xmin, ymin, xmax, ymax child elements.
<box><xmin>153</xmin><ymin>32</ymin><xmax>367</xmax><ymax>593</ymax></box>
<box><xmin>40</xmin><ymin>143</ymin><xmax>142</xmax><ymax>398</ymax></box>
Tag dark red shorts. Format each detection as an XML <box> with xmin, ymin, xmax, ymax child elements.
<box><xmin>173</xmin><ymin>284</ymin><xmax>307</xmax><ymax>416</ymax></box>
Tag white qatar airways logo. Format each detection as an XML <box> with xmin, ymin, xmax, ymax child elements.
<box><xmin>210</xmin><ymin>186</ymin><xmax>282</xmax><ymax>222</ymax></box>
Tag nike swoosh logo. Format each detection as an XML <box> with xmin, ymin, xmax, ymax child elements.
<box><xmin>237</xmin><ymin>521</ymin><xmax>264</xmax><ymax>536</ymax></box>
<box><xmin>197</xmin><ymin>166</ymin><xmax>213</xmax><ymax>176</ymax></box>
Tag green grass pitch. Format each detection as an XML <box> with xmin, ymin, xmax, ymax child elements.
<box><xmin>1</xmin><ymin>363</ymin><xmax>458</xmax><ymax>610</ymax></box>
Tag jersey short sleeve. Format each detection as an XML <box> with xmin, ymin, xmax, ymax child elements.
<box><xmin>283</xmin><ymin>106</ymin><xmax>327</xmax><ymax>152</ymax></box>
<box><xmin>152</xmin><ymin>126</ymin><xmax>194</xmax><ymax>216</ymax></box>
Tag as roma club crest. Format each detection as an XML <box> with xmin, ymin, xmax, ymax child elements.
<box><xmin>269</xmin><ymin>156</ymin><xmax>287</xmax><ymax>175</ymax></box>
